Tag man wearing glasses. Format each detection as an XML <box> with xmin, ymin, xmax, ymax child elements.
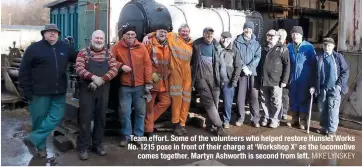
<box><xmin>111</xmin><ymin>26</ymin><xmax>153</xmax><ymax>147</ymax></box>
<box><xmin>257</xmin><ymin>29</ymin><xmax>290</xmax><ymax>128</ymax></box>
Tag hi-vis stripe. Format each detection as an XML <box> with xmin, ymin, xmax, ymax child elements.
<box><xmin>170</xmin><ymin>85</ymin><xmax>182</xmax><ymax>90</ymax></box>
<box><xmin>183</xmin><ymin>97</ymin><xmax>191</xmax><ymax>102</ymax></box>
<box><xmin>183</xmin><ymin>91</ymin><xmax>191</xmax><ymax>96</ymax></box>
<box><xmin>152</xmin><ymin>45</ymin><xmax>169</xmax><ymax>65</ymax></box>
<box><xmin>170</xmin><ymin>92</ymin><xmax>182</xmax><ymax>96</ymax></box>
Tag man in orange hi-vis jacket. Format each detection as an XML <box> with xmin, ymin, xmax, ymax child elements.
<box><xmin>144</xmin><ymin>24</ymin><xmax>193</xmax><ymax>136</ymax></box>
<box><xmin>144</xmin><ymin>25</ymin><xmax>172</xmax><ymax>137</ymax></box>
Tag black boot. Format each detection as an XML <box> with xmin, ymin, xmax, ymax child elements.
<box><xmin>79</xmin><ymin>150</ymin><xmax>89</xmax><ymax>160</ymax></box>
<box><xmin>93</xmin><ymin>145</ymin><xmax>106</xmax><ymax>156</ymax></box>
<box><xmin>119</xmin><ymin>136</ymin><xmax>129</xmax><ymax>147</ymax></box>
<box><xmin>181</xmin><ymin>126</ymin><xmax>187</xmax><ymax>134</ymax></box>
<box><xmin>144</xmin><ymin>132</ymin><xmax>154</xmax><ymax>138</ymax></box>
<box><xmin>174</xmin><ymin>124</ymin><xmax>183</xmax><ymax>136</ymax></box>
<box><xmin>216</xmin><ymin>127</ymin><xmax>226</xmax><ymax>136</ymax></box>
<box><xmin>23</xmin><ymin>137</ymin><xmax>38</xmax><ymax>157</ymax></box>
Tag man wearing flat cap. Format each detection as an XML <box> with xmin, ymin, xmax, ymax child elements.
<box><xmin>19</xmin><ymin>24</ymin><xmax>78</xmax><ymax>158</ymax></box>
<box><xmin>111</xmin><ymin>25</ymin><xmax>152</xmax><ymax>147</ymax></box>
<box><xmin>315</xmin><ymin>37</ymin><xmax>349</xmax><ymax>137</ymax></box>
<box><xmin>233</xmin><ymin>21</ymin><xmax>262</xmax><ymax>128</ymax></box>
<box><xmin>219</xmin><ymin>31</ymin><xmax>243</xmax><ymax>129</ymax></box>
<box><xmin>191</xmin><ymin>27</ymin><xmax>227</xmax><ymax>135</ymax></box>
<box><xmin>144</xmin><ymin>25</ymin><xmax>172</xmax><ymax>137</ymax></box>
<box><xmin>286</xmin><ymin>26</ymin><xmax>317</xmax><ymax>130</ymax></box>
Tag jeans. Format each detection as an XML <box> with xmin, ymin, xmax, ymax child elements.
<box><xmin>223</xmin><ymin>84</ymin><xmax>235</xmax><ymax>124</ymax></box>
<box><xmin>119</xmin><ymin>86</ymin><xmax>146</xmax><ymax>139</ymax></box>
<box><xmin>318</xmin><ymin>86</ymin><xmax>341</xmax><ymax>133</ymax></box>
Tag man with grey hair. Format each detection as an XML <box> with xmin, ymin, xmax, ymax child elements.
<box><xmin>277</xmin><ymin>28</ymin><xmax>290</xmax><ymax>120</ymax></box>
<box><xmin>143</xmin><ymin>24</ymin><xmax>193</xmax><ymax>136</ymax></box>
<box><xmin>75</xmin><ymin>30</ymin><xmax>120</xmax><ymax>160</ymax></box>
<box><xmin>277</xmin><ymin>29</ymin><xmax>287</xmax><ymax>45</ymax></box>
<box><xmin>315</xmin><ymin>37</ymin><xmax>349</xmax><ymax>137</ymax></box>
<box><xmin>257</xmin><ymin>29</ymin><xmax>290</xmax><ymax>128</ymax></box>
<box><xmin>19</xmin><ymin>24</ymin><xmax>78</xmax><ymax>158</ymax></box>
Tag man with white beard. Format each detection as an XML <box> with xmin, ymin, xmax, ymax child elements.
<box><xmin>75</xmin><ymin>30</ymin><xmax>120</xmax><ymax>160</ymax></box>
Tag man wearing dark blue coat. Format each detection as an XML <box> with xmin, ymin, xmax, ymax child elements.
<box><xmin>315</xmin><ymin>37</ymin><xmax>349</xmax><ymax>137</ymax></box>
<box><xmin>19</xmin><ymin>24</ymin><xmax>78</xmax><ymax>158</ymax></box>
<box><xmin>286</xmin><ymin>26</ymin><xmax>317</xmax><ymax>130</ymax></box>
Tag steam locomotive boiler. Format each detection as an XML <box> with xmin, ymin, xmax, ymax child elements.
<box><xmin>48</xmin><ymin>0</ymin><xmax>263</xmax><ymax>151</ymax></box>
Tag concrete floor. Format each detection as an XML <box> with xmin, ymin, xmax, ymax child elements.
<box><xmin>1</xmin><ymin>108</ymin><xmax>362</xmax><ymax>166</ymax></box>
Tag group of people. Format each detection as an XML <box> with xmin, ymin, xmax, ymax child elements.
<box><xmin>18</xmin><ymin>21</ymin><xmax>349</xmax><ymax>160</ymax></box>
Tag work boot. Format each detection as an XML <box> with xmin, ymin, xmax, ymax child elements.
<box><xmin>223</xmin><ymin>123</ymin><xmax>230</xmax><ymax>129</ymax></box>
<box><xmin>119</xmin><ymin>136</ymin><xmax>129</xmax><ymax>147</ymax></box>
<box><xmin>261</xmin><ymin>119</ymin><xmax>268</xmax><ymax>127</ymax></box>
<box><xmin>327</xmin><ymin>132</ymin><xmax>336</xmax><ymax>137</ymax></box>
<box><xmin>144</xmin><ymin>132</ymin><xmax>154</xmax><ymax>138</ymax></box>
<box><xmin>316</xmin><ymin>128</ymin><xmax>327</xmax><ymax>135</ymax></box>
<box><xmin>174</xmin><ymin>124</ymin><xmax>183</xmax><ymax>136</ymax></box>
<box><xmin>282</xmin><ymin>114</ymin><xmax>288</xmax><ymax>120</ymax></box>
<box><xmin>93</xmin><ymin>145</ymin><xmax>106</xmax><ymax>156</ymax></box>
<box><xmin>181</xmin><ymin>126</ymin><xmax>187</xmax><ymax>134</ymax></box>
<box><xmin>299</xmin><ymin>112</ymin><xmax>308</xmax><ymax>130</ymax></box>
<box><xmin>235</xmin><ymin>119</ymin><xmax>243</xmax><ymax>127</ymax></box>
<box><xmin>133</xmin><ymin>140</ymin><xmax>143</xmax><ymax>146</ymax></box>
<box><xmin>286</xmin><ymin>111</ymin><xmax>299</xmax><ymax>127</ymax></box>
<box><xmin>269</xmin><ymin>122</ymin><xmax>279</xmax><ymax>128</ymax></box>
<box><xmin>79</xmin><ymin>150</ymin><xmax>89</xmax><ymax>160</ymax></box>
<box><xmin>38</xmin><ymin>148</ymin><xmax>47</xmax><ymax>158</ymax></box>
<box><xmin>216</xmin><ymin>127</ymin><xmax>226</xmax><ymax>136</ymax></box>
<box><xmin>253</xmin><ymin>122</ymin><xmax>260</xmax><ymax>128</ymax></box>
<box><xmin>23</xmin><ymin>137</ymin><xmax>38</xmax><ymax>157</ymax></box>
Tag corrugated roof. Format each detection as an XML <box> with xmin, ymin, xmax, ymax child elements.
<box><xmin>1</xmin><ymin>25</ymin><xmax>44</xmax><ymax>30</ymax></box>
<box><xmin>44</xmin><ymin>0</ymin><xmax>77</xmax><ymax>8</ymax></box>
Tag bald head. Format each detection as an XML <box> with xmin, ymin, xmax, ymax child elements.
<box><xmin>91</xmin><ymin>30</ymin><xmax>105</xmax><ymax>50</ymax></box>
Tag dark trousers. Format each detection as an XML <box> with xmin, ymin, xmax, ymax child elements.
<box><xmin>280</xmin><ymin>87</ymin><xmax>289</xmax><ymax>119</ymax></box>
<box><xmin>77</xmin><ymin>82</ymin><xmax>110</xmax><ymax>151</ymax></box>
<box><xmin>222</xmin><ymin>84</ymin><xmax>235</xmax><ymax>124</ymax></box>
<box><xmin>237</xmin><ymin>76</ymin><xmax>260</xmax><ymax>124</ymax></box>
<box><xmin>196</xmin><ymin>79</ymin><xmax>223</xmax><ymax>127</ymax></box>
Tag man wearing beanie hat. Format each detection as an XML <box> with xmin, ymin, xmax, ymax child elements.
<box><xmin>19</xmin><ymin>23</ymin><xmax>78</xmax><ymax>158</ymax></box>
<box><xmin>142</xmin><ymin>24</ymin><xmax>193</xmax><ymax>136</ymax></box>
<box><xmin>190</xmin><ymin>27</ymin><xmax>227</xmax><ymax>135</ymax></box>
<box><xmin>111</xmin><ymin>25</ymin><xmax>153</xmax><ymax>146</ymax></box>
<box><xmin>286</xmin><ymin>26</ymin><xmax>317</xmax><ymax>130</ymax></box>
<box><xmin>219</xmin><ymin>31</ymin><xmax>243</xmax><ymax>129</ymax></box>
<box><xmin>144</xmin><ymin>25</ymin><xmax>171</xmax><ymax>137</ymax></box>
<box><xmin>233</xmin><ymin>20</ymin><xmax>262</xmax><ymax>128</ymax></box>
<box><xmin>315</xmin><ymin>37</ymin><xmax>349</xmax><ymax>137</ymax></box>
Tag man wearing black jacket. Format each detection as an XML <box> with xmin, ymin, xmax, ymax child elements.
<box><xmin>19</xmin><ymin>24</ymin><xmax>78</xmax><ymax>158</ymax></box>
<box><xmin>257</xmin><ymin>29</ymin><xmax>290</xmax><ymax>128</ymax></box>
<box><xmin>191</xmin><ymin>27</ymin><xmax>227</xmax><ymax>135</ymax></box>
<box><xmin>219</xmin><ymin>32</ymin><xmax>243</xmax><ymax>129</ymax></box>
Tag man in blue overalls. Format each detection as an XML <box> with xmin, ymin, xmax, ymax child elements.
<box><xmin>75</xmin><ymin>30</ymin><xmax>120</xmax><ymax>160</ymax></box>
<box><xmin>315</xmin><ymin>37</ymin><xmax>349</xmax><ymax>137</ymax></box>
<box><xmin>286</xmin><ymin>26</ymin><xmax>316</xmax><ymax>130</ymax></box>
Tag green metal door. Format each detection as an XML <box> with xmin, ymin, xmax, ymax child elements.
<box><xmin>78</xmin><ymin>0</ymin><xmax>109</xmax><ymax>50</ymax></box>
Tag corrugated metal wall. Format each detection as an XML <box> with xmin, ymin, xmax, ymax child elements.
<box><xmin>338</xmin><ymin>0</ymin><xmax>362</xmax><ymax>52</ymax></box>
<box><xmin>338</xmin><ymin>0</ymin><xmax>362</xmax><ymax>123</ymax></box>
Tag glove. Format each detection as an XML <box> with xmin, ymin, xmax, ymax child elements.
<box><xmin>91</xmin><ymin>75</ymin><xmax>104</xmax><ymax>86</ymax></box>
<box><xmin>143</xmin><ymin>84</ymin><xmax>153</xmax><ymax>102</ymax></box>
<box><xmin>242</xmin><ymin>66</ymin><xmax>252</xmax><ymax>76</ymax></box>
<box><xmin>88</xmin><ymin>82</ymin><xmax>98</xmax><ymax>91</ymax></box>
<box><xmin>280</xmin><ymin>83</ymin><xmax>287</xmax><ymax>88</ymax></box>
<box><xmin>152</xmin><ymin>73</ymin><xmax>161</xmax><ymax>84</ymax></box>
<box><xmin>335</xmin><ymin>85</ymin><xmax>341</xmax><ymax>92</ymax></box>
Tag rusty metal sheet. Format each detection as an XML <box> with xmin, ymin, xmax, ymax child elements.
<box><xmin>338</xmin><ymin>0</ymin><xmax>362</xmax><ymax>53</ymax></box>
